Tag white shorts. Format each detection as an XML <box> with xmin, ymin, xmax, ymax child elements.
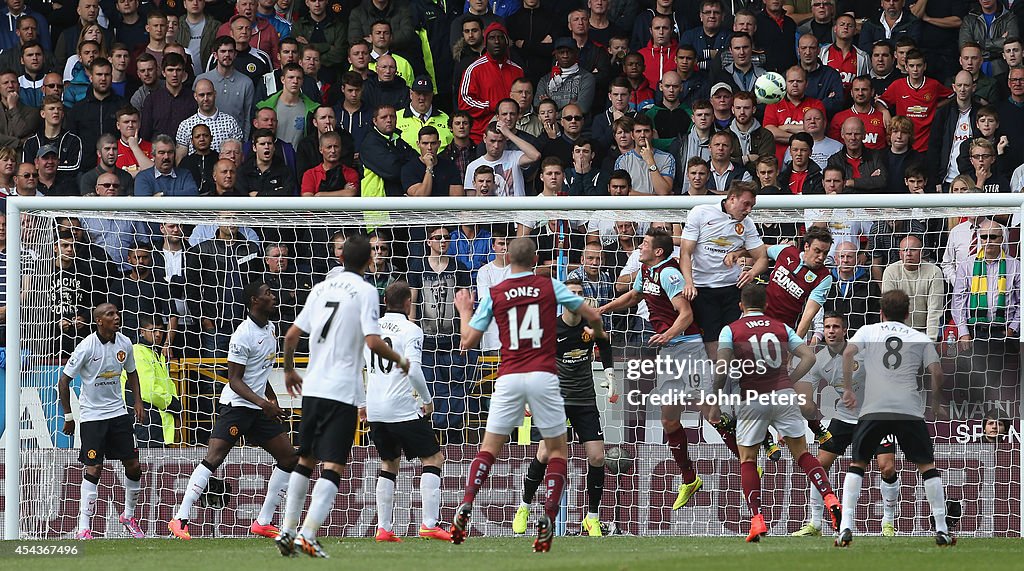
<box><xmin>655</xmin><ymin>341</ymin><xmax>712</xmax><ymax>400</ymax></box>
<box><xmin>735</xmin><ymin>389</ymin><xmax>807</xmax><ymax>446</ymax></box>
<box><xmin>486</xmin><ymin>371</ymin><xmax>567</xmax><ymax>438</ymax></box>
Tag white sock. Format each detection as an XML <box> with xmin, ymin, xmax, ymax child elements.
<box><xmin>299</xmin><ymin>475</ymin><xmax>339</xmax><ymax>541</ymax></box>
<box><xmin>880</xmin><ymin>477</ymin><xmax>900</xmax><ymax>525</ymax></box>
<box><xmin>175</xmin><ymin>463</ymin><xmax>213</xmax><ymax>521</ymax></box>
<box><xmin>587</xmin><ymin>512</ymin><xmax>599</xmax><ymax>521</ymax></box>
<box><xmin>808</xmin><ymin>485</ymin><xmax>823</xmax><ymax>529</ymax></box>
<box><xmin>519</xmin><ymin>501</ymin><xmax>530</xmax><ymax>508</ymax></box>
<box><xmin>122</xmin><ymin>474</ymin><xmax>142</xmax><ymax>519</ymax></box>
<box><xmin>281</xmin><ymin>469</ymin><xmax>310</xmax><ymax>535</ymax></box>
<box><xmin>923</xmin><ymin>474</ymin><xmax>948</xmax><ymax>534</ymax></box>
<box><xmin>256</xmin><ymin>466</ymin><xmax>291</xmax><ymax>526</ymax></box>
<box><xmin>78</xmin><ymin>478</ymin><xmax>98</xmax><ymax>531</ymax></box>
<box><xmin>840</xmin><ymin>471</ymin><xmax>863</xmax><ymax>533</ymax></box>
<box><xmin>376</xmin><ymin>475</ymin><xmax>396</xmax><ymax>532</ymax></box>
<box><xmin>420</xmin><ymin>471</ymin><xmax>441</xmax><ymax>528</ymax></box>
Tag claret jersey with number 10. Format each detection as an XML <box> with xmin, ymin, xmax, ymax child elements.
<box><xmin>469</xmin><ymin>271</ymin><xmax>585</xmax><ymax>376</ymax></box>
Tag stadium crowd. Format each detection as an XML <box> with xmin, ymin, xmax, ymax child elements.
<box><xmin>0</xmin><ymin>0</ymin><xmax>1020</xmax><ymax>445</ymax></box>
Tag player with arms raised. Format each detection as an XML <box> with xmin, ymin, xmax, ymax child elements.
<box><xmin>450</xmin><ymin>238</ymin><xmax>606</xmax><ymax>553</ymax></box>
<box><xmin>276</xmin><ymin>234</ymin><xmax>410</xmax><ymax>558</ymax></box>
<box><xmin>366</xmin><ymin>281</ymin><xmax>450</xmax><ymax>543</ymax></box>
<box><xmin>59</xmin><ymin>303</ymin><xmax>146</xmax><ymax>539</ymax></box>
<box><xmin>763</xmin><ymin>226</ymin><xmax>835</xmax><ymax>444</ymax></box>
<box><xmin>512</xmin><ymin>277</ymin><xmax>616</xmax><ymax>537</ymax></box>
<box><xmin>599</xmin><ymin>227</ymin><xmax>735</xmax><ymax>510</ymax></box>
<box><xmin>709</xmin><ymin>284</ymin><xmax>842</xmax><ymax>542</ymax></box>
<box><xmin>791</xmin><ymin>312</ymin><xmax>900</xmax><ymax>538</ymax></box>
<box><xmin>169</xmin><ymin>282</ymin><xmax>297</xmax><ymax>540</ymax></box>
<box><xmin>836</xmin><ymin>289</ymin><xmax>955</xmax><ymax>548</ymax></box>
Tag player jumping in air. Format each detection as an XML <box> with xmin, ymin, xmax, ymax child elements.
<box><xmin>512</xmin><ymin>278</ymin><xmax>616</xmax><ymax>537</ymax></box>
<box><xmin>169</xmin><ymin>282</ymin><xmax>298</xmax><ymax>540</ymax></box>
<box><xmin>59</xmin><ymin>303</ymin><xmax>147</xmax><ymax>539</ymax></box>
<box><xmin>365</xmin><ymin>281</ymin><xmax>450</xmax><ymax>543</ymax></box>
<box><xmin>276</xmin><ymin>234</ymin><xmax>410</xmax><ymax>558</ymax></box>
<box><xmin>709</xmin><ymin>284</ymin><xmax>842</xmax><ymax>542</ymax></box>
<box><xmin>600</xmin><ymin>228</ymin><xmax>741</xmax><ymax>511</ymax></box>
<box><xmin>836</xmin><ymin>289</ymin><xmax>956</xmax><ymax>548</ymax></box>
<box><xmin>451</xmin><ymin>238</ymin><xmax>606</xmax><ymax>552</ymax></box>
<box><xmin>763</xmin><ymin>226</ymin><xmax>836</xmax><ymax>445</ymax></box>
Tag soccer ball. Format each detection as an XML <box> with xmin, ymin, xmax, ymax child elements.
<box><xmin>754</xmin><ymin>72</ymin><xmax>786</xmax><ymax>105</ymax></box>
<box><xmin>604</xmin><ymin>446</ymin><xmax>633</xmax><ymax>475</ymax></box>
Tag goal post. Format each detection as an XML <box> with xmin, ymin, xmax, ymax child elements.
<box><xmin>4</xmin><ymin>194</ymin><xmax>1023</xmax><ymax>540</ymax></box>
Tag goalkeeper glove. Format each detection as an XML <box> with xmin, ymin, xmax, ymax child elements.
<box><xmin>603</xmin><ymin>368</ymin><xmax>619</xmax><ymax>403</ymax></box>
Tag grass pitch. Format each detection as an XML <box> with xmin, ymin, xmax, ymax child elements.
<box><xmin>3</xmin><ymin>536</ymin><xmax>1019</xmax><ymax>571</ymax></box>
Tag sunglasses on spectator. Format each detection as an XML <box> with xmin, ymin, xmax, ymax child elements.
<box><xmin>43</xmin><ymin>83</ymin><xmax>61</xmax><ymax>89</ymax></box>
<box><xmin>430</xmin><ymin>234</ymin><xmax>449</xmax><ymax>240</ymax></box>
<box><xmin>98</xmin><ymin>182</ymin><xmax>120</xmax><ymax>188</ymax></box>
<box><xmin>562</xmin><ymin>115</ymin><xmax>584</xmax><ymax>122</ymax></box>
<box><xmin>980</xmin><ymin>234</ymin><xmax>1003</xmax><ymax>240</ymax></box>
<box><xmin>17</xmin><ymin>172</ymin><xmax>37</xmax><ymax>178</ymax></box>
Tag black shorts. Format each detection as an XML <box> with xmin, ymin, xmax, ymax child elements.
<box><xmin>298</xmin><ymin>396</ymin><xmax>359</xmax><ymax>464</ymax></box>
<box><xmin>820</xmin><ymin>419</ymin><xmax>897</xmax><ymax>457</ymax></box>
<box><xmin>211</xmin><ymin>403</ymin><xmax>286</xmax><ymax>445</ymax></box>
<box><xmin>369</xmin><ymin>417</ymin><xmax>440</xmax><ymax>461</ymax></box>
<box><xmin>565</xmin><ymin>404</ymin><xmax>604</xmax><ymax>443</ymax></box>
<box><xmin>79</xmin><ymin>414</ymin><xmax>138</xmax><ymax>466</ymax></box>
<box><xmin>851</xmin><ymin>415</ymin><xmax>933</xmax><ymax>465</ymax></box>
<box><xmin>692</xmin><ymin>286</ymin><xmax>741</xmax><ymax>342</ymax></box>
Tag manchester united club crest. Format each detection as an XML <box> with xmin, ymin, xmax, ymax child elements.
<box><xmin>332</xmin><ymin>2</ymin><xmax>342</xmax><ymax>12</ymax></box>
<box><xmin>870</xmin><ymin>118</ymin><xmax>881</xmax><ymax>126</ymax></box>
<box><xmin>87</xmin><ymin>450</ymin><xmax>97</xmax><ymax>459</ymax></box>
<box><xmin>734</xmin><ymin>223</ymin><xmax>744</xmax><ymax>235</ymax></box>
<box><xmin>582</xmin><ymin>330</ymin><xmax>593</xmax><ymax>343</ymax></box>
<box><xmin>924</xmin><ymin>93</ymin><xmax>932</xmax><ymax>101</ymax></box>
<box><xmin>229</xmin><ymin>426</ymin><xmax>239</xmax><ymax>437</ymax></box>
<box><xmin>116</xmin><ymin>351</ymin><xmax>127</xmax><ymax>363</ymax></box>
<box><xmin>167</xmin><ymin>0</ymin><xmax>176</xmax><ymax>7</ymax></box>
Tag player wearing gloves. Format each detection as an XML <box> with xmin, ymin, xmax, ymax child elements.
<box><xmin>513</xmin><ymin>278</ymin><xmax>616</xmax><ymax>537</ymax></box>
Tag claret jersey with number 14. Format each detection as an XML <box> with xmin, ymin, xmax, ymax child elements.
<box><xmin>469</xmin><ymin>271</ymin><xmax>585</xmax><ymax>376</ymax></box>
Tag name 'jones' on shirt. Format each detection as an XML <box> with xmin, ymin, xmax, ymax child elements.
<box><xmin>504</xmin><ymin>286</ymin><xmax>540</xmax><ymax>300</ymax></box>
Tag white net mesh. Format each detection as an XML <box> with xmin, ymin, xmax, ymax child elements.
<box><xmin>7</xmin><ymin>202</ymin><xmax>1021</xmax><ymax>538</ymax></box>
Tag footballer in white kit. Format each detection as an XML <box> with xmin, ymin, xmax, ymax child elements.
<box><xmin>836</xmin><ymin>289</ymin><xmax>956</xmax><ymax>548</ymax></box>
<box><xmin>365</xmin><ymin>281</ymin><xmax>449</xmax><ymax>543</ymax></box>
<box><xmin>791</xmin><ymin>311</ymin><xmax>900</xmax><ymax>538</ymax></box>
<box><xmin>169</xmin><ymin>282</ymin><xmax>298</xmax><ymax>541</ymax></box>
<box><xmin>277</xmin><ymin>234</ymin><xmax>410</xmax><ymax>559</ymax></box>
<box><xmin>59</xmin><ymin>303</ymin><xmax>146</xmax><ymax>540</ymax></box>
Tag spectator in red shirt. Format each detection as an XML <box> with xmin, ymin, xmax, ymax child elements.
<box><xmin>763</xmin><ymin>65</ymin><xmax>826</xmax><ymax>163</ymax></box>
<box><xmin>300</xmin><ymin>131</ymin><xmax>359</xmax><ymax>197</ymax></box>
<box><xmin>879</xmin><ymin>49</ymin><xmax>952</xmax><ymax>153</ymax></box>
<box><xmin>114</xmin><ymin>106</ymin><xmax>153</xmax><ymax>176</ymax></box>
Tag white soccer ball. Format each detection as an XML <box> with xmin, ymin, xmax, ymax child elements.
<box><xmin>754</xmin><ymin>72</ymin><xmax>786</xmax><ymax>105</ymax></box>
<box><xmin>604</xmin><ymin>446</ymin><xmax>633</xmax><ymax>475</ymax></box>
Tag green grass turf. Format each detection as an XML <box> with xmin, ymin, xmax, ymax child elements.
<box><xmin>2</xmin><ymin>536</ymin><xmax>1019</xmax><ymax>571</ymax></box>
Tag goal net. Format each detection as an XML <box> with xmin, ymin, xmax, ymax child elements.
<box><xmin>3</xmin><ymin>195</ymin><xmax>1021</xmax><ymax>540</ymax></box>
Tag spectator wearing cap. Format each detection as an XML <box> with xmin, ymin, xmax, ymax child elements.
<box><xmin>134</xmin><ymin>135</ymin><xmax>200</xmax><ymax>197</ymax></box>
<box><xmin>396</xmin><ymin>75</ymin><xmax>453</xmax><ymax>153</ymax></box>
<box><xmin>458</xmin><ymin>22</ymin><xmax>524</xmax><ymax>143</ymax></box>
<box><xmin>639</xmin><ymin>14</ymin><xmax>678</xmax><ymax>89</ymax></box>
<box><xmin>35</xmin><ymin>143</ymin><xmax>74</xmax><ymax>195</ymax></box>
<box><xmin>256</xmin><ymin>63</ymin><xmax>318</xmax><ymax>149</ymax></box>
<box><xmin>535</xmin><ymin>37</ymin><xmax>596</xmax><ymax>114</ymax></box>
<box><xmin>709</xmin><ymin>81</ymin><xmax>735</xmax><ymax>130</ymax></box>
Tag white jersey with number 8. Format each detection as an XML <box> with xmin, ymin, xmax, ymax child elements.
<box><xmin>849</xmin><ymin>321</ymin><xmax>939</xmax><ymax>419</ymax></box>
